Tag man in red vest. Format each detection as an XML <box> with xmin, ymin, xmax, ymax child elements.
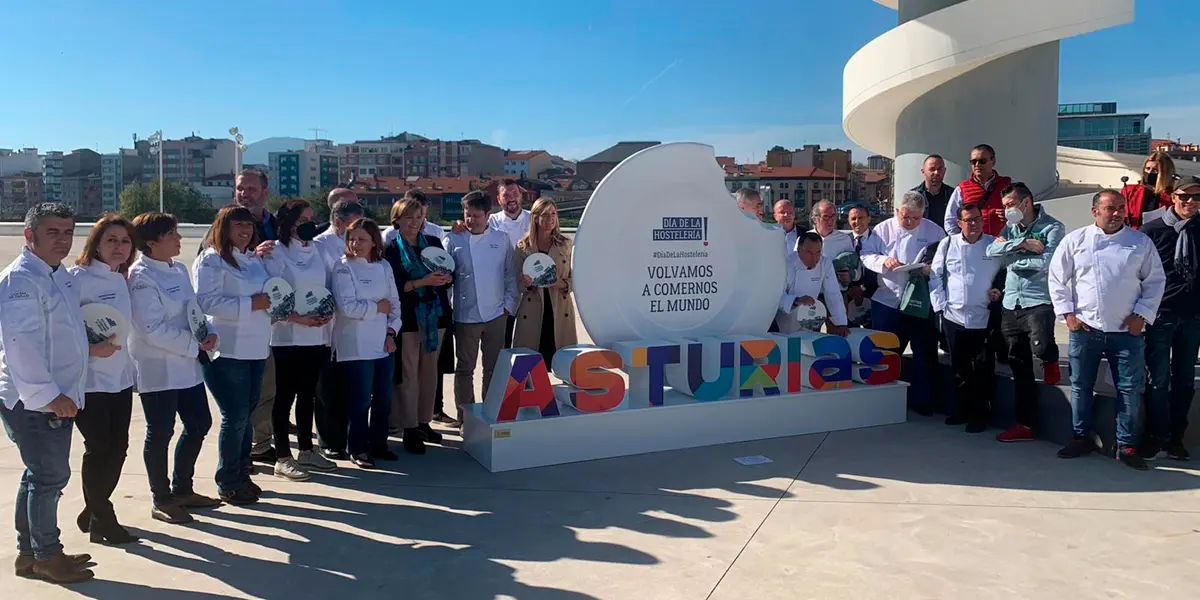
<box><xmin>944</xmin><ymin>144</ymin><xmax>1012</xmax><ymax>237</ymax></box>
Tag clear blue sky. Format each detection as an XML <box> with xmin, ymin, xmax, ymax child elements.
<box><xmin>3</xmin><ymin>0</ymin><xmax>1197</xmax><ymax>162</ymax></box>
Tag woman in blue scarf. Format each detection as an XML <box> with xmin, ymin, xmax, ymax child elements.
<box><xmin>383</xmin><ymin>199</ymin><xmax>454</xmax><ymax>455</ymax></box>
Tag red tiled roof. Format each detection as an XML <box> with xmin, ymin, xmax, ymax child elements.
<box><xmin>715</xmin><ymin>156</ymin><xmax>737</xmax><ymax>168</ymax></box>
<box><xmin>350</xmin><ymin>176</ymin><xmax>481</xmax><ymax>195</ymax></box>
<box><xmin>505</xmin><ymin>150</ymin><xmax>547</xmax><ymax>161</ymax></box>
<box><xmin>727</xmin><ymin>166</ymin><xmax>840</xmax><ymax>179</ymax></box>
<box><xmin>861</xmin><ymin>171</ymin><xmax>889</xmax><ymax>184</ymax></box>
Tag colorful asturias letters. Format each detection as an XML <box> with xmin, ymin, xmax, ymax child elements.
<box><xmin>482</xmin><ymin>329</ymin><xmax>901</xmax><ymax>423</ymax></box>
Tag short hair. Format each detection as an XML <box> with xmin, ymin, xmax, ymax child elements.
<box><xmin>1001</xmin><ymin>182</ymin><xmax>1033</xmax><ymax>203</ymax></box>
<box><xmin>971</xmin><ymin>144</ymin><xmax>996</xmax><ymax>159</ymax></box>
<box><xmin>76</xmin><ymin>214</ymin><xmax>136</xmax><ymax>274</ymax></box>
<box><xmin>502</xmin><ymin>178</ymin><xmax>519</xmax><ymax>187</ymax></box>
<box><xmin>773</xmin><ymin>199</ymin><xmax>794</xmax><ymax>211</ymax></box>
<box><xmin>735</xmin><ymin>187</ymin><xmax>761</xmax><ymax>205</ymax></box>
<box><xmin>798</xmin><ymin>231</ymin><xmax>824</xmax><ymax>248</ymax></box>
<box><xmin>462</xmin><ymin>190</ymin><xmax>492</xmax><ymax>213</ymax></box>
<box><xmin>327</xmin><ymin>187</ymin><xmax>356</xmax><ymax>207</ymax></box>
<box><xmin>238</xmin><ymin>168</ymin><xmax>268</xmax><ymax>188</ymax></box>
<box><xmin>275</xmin><ymin>198</ymin><xmax>312</xmax><ymax>247</ymax></box>
<box><xmin>810</xmin><ymin>199</ymin><xmax>836</xmax><ymax>219</ymax></box>
<box><xmin>847</xmin><ymin>204</ymin><xmax>870</xmax><ymax>216</ymax></box>
<box><xmin>331</xmin><ymin>199</ymin><xmax>364</xmax><ymax>223</ymax></box>
<box><xmin>25</xmin><ymin>202</ymin><xmax>74</xmax><ymax>230</ymax></box>
<box><xmin>343</xmin><ymin>218</ymin><xmax>384</xmax><ymax>262</ymax></box>
<box><xmin>923</xmin><ymin>154</ymin><xmax>944</xmax><ymax>164</ymax></box>
<box><xmin>132</xmin><ymin>212</ymin><xmax>179</xmax><ymax>254</ymax></box>
<box><xmin>898</xmin><ymin>190</ymin><xmax>926</xmax><ymax>213</ymax></box>
<box><xmin>403</xmin><ymin>188</ymin><xmax>428</xmax><ymax>206</ymax></box>
<box><xmin>389</xmin><ymin>198</ymin><xmax>423</xmax><ymax>227</ymax></box>
<box><xmin>1092</xmin><ymin>188</ymin><xmax>1122</xmax><ymax>209</ymax></box>
<box><xmin>957</xmin><ymin>203</ymin><xmax>982</xmax><ymax>221</ymax></box>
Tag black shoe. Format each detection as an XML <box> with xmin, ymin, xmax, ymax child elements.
<box><xmin>944</xmin><ymin>414</ymin><xmax>968</xmax><ymax>426</ymax></box>
<box><xmin>912</xmin><ymin>405</ymin><xmax>934</xmax><ymax>417</ymax></box>
<box><xmin>417</xmin><ymin>423</ymin><xmax>443</xmax><ymax>444</ymax></box>
<box><xmin>1116</xmin><ymin>446</ymin><xmax>1149</xmax><ymax>471</ymax></box>
<box><xmin>403</xmin><ymin>430</ymin><xmax>427</xmax><ymax>455</ymax></box>
<box><xmin>1138</xmin><ymin>440</ymin><xmax>1164</xmax><ymax>460</ymax></box>
<box><xmin>219</xmin><ymin>488</ymin><xmax>258</xmax><ymax>506</ymax></box>
<box><xmin>76</xmin><ymin>508</ymin><xmax>91</xmax><ymax>534</ymax></box>
<box><xmin>319</xmin><ymin>447</ymin><xmax>349</xmax><ymax>461</ymax></box>
<box><xmin>1057</xmin><ymin>437</ymin><xmax>1094</xmax><ymax>459</ymax></box>
<box><xmin>965</xmin><ymin>421</ymin><xmax>987</xmax><ymax>434</ymax></box>
<box><xmin>241</xmin><ymin>480</ymin><xmax>262</xmax><ymax>497</ymax></box>
<box><xmin>432</xmin><ymin>411</ymin><xmax>456</xmax><ymax>424</ymax></box>
<box><xmin>351</xmin><ymin>453</ymin><xmax>376</xmax><ymax>469</ymax></box>
<box><xmin>89</xmin><ymin>520</ymin><xmax>138</xmax><ymax>545</ymax></box>
<box><xmin>371</xmin><ymin>448</ymin><xmax>399</xmax><ymax>461</ymax></box>
<box><xmin>250</xmin><ymin>449</ymin><xmax>278</xmax><ymax>464</ymax></box>
<box><xmin>1165</xmin><ymin>440</ymin><xmax>1191</xmax><ymax>461</ymax></box>
<box><xmin>288</xmin><ymin>422</ymin><xmax>299</xmax><ymax>435</ymax></box>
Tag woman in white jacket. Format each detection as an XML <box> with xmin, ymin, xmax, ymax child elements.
<box><xmin>332</xmin><ymin>218</ymin><xmax>402</xmax><ymax>469</ymax></box>
<box><xmin>193</xmin><ymin>205</ymin><xmax>272</xmax><ymax>505</ymax></box>
<box><xmin>69</xmin><ymin>215</ymin><xmax>138</xmax><ymax>544</ymax></box>
<box><xmin>260</xmin><ymin>199</ymin><xmax>336</xmax><ymax>480</ymax></box>
<box><xmin>127</xmin><ymin>213</ymin><xmax>221</xmax><ymax>526</ymax></box>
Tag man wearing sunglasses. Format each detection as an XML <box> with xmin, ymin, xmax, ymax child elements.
<box><xmin>944</xmin><ymin>144</ymin><xmax>1012</xmax><ymax>236</ymax></box>
<box><xmin>1138</xmin><ymin>175</ymin><xmax>1200</xmax><ymax>462</ymax></box>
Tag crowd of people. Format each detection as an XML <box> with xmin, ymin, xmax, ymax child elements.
<box><xmin>0</xmin><ymin>173</ymin><xmax>577</xmax><ymax>583</ymax></box>
<box><xmin>752</xmin><ymin>145</ymin><xmax>1198</xmax><ymax>476</ymax></box>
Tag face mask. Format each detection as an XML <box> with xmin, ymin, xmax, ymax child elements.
<box><xmin>1144</xmin><ymin>172</ymin><xmax>1158</xmax><ymax>186</ymax></box>
<box><xmin>296</xmin><ymin>222</ymin><xmax>318</xmax><ymax>242</ymax></box>
<box><xmin>1005</xmin><ymin>207</ymin><xmax>1024</xmax><ymax>225</ymax></box>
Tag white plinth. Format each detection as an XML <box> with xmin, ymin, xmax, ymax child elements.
<box><xmin>463</xmin><ymin>382</ymin><xmax>909</xmax><ymax>472</ymax></box>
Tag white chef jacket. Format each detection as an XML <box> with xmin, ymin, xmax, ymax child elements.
<box><xmin>127</xmin><ymin>255</ymin><xmax>204</xmax><ymax>394</ymax></box>
<box><xmin>331</xmin><ymin>257</ymin><xmax>402</xmax><ymax>362</ymax></box>
<box><xmin>0</xmin><ymin>249</ymin><xmax>88</xmax><ymax>411</ymax></box>
<box><xmin>69</xmin><ymin>262</ymin><xmax>136</xmax><ymax>394</ymax></box>
<box><xmin>781</xmin><ymin>226</ymin><xmax>800</xmax><ymax>265</ymax></box>
<box><xmin>861</xmin><ymin>217</ymin><xmax>947</xmax><ymax>310</ymax></box>
<box><xmin>811</xmin><ymin>229</ymin><xmax>856</xmax><ymax>263</ymax></box>
<box><xmin>930</xmin><ymin>234</ymin><xmax>1003</xmax><ymax>329</ymax></box>
<box><xmin>192</xmin><ymin>248</ymin><xmax>272</xmax><ymax>361</ymax></box>
<box><xmin>488</xmin><ymin>210</ymin><xmax>531</xmax><ymax>248</ymax></box>
<box><xmin>383</xmin><ymin>221</ymin><xmax>443</xmax><ymax>247</ymax></box>
<box><xmin>1048</xmin><ymin>224</ymin><xmax>1166</xmax><ymax>332</ymax></box>
<box><xmin>443</xmin><ymin>228</ymin><xmax>519</xmax><ymax>324</ymax></box>
<box><xmin>775</xmin><ymin>255</ymin><xmax>848</xmax><ymax>333</ymax></box>
<box><xmin>312</xmin><ymin>229</ymin><xmax>346</xmax><ymax>274</ymax></box>
<box><xmin>262</xmin><ymin>240</ymin><xmax>332</xmax><ymax>347</ymax></box>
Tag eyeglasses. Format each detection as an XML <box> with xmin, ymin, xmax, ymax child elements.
<box><xmin>1175</xmin><ymin>193</ymin><xmax>1200</xmax><ymax>203</ymax></box>
<box><xmin>969</xmin><ymin>159</ymin><xmax>990</xmax><ymax>166</ymax></box>
<box><xmin>958</xmin><ymin>217</ymin><xmax>983</xmax><ymax>225</ymax></box>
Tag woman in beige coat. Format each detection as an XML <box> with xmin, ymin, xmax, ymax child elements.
<box><xmin>513</xmin><ymin>198</ymin><xmax>578</xmax><ymax>364</ymax></box>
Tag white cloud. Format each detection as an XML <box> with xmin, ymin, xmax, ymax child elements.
<box><xmin>550</xmin><ymin>123</ymin><xmax>869</xmax><ymax>164</ymax></box>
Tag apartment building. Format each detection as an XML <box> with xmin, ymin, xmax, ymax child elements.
<box><xmin>339</xmin><ymin>136</ymin><xmax>504</xmax><ymax>182</ymax></box>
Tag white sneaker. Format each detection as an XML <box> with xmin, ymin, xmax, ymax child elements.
<box><xmin>296</xmin><ymin>449</ymin><xmax>337</xmax><ymax>472</ymax></box>
<box><xmin>274</xmin><ymin>458</ymin><xmax>311</xmax><ymax>481</ymax></box>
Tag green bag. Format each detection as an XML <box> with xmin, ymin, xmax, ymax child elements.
<box><xmin>899</xmin><ymin>272</ymin><xmax>931</xmax><ymax>319</ymax></box>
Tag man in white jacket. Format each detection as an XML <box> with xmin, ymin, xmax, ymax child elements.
<box><xmin>0</xmin><ymin>204</ymin><xmax>94</xmax><ymax>583</ymax></box>
<box><xmin>776</xmin><ymin>232</ymin><xmax>849</xmax><ymax>336</ymax></box>
<box><xmin>1049</xmin><ymin>189</ymin><xmax>1166</xmax><ymax>470</ymax></box>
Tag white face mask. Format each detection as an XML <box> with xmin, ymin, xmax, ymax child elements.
<box><xmin>1005</xmin><ymin>207</ymin><xmax>1024</xmax><ymax>225</ymax></box>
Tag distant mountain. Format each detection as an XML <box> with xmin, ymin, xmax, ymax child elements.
<box><xmin>243</xmin><ymin>137</ymin><xmax>308</xmax><ymax>165</ymax></box>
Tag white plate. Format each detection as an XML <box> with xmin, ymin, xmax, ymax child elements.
<box><xmin>186</xmin><ymin>299</ymin><xmax>209</xmax><ymax>342</ymax></box>
<box><xmin>293</xmin><ymin>281</ymin><xmax>335</xmax><ymax>319</ymax></box>
<box><xmin>420</xmin><ymin>246</ymin><xmax>455</xmax><ymax>274</ymax></box>
<box><xmin>847</xmin><ymin>297</ymin><xmax>871</xmax><ymax>326</ymax></box>
<box><xmin>794</xmin><ymin>299</ymin><xmax>828</xmax><ymax>332</ymax></box>
<box><xmin>263</xmin><ymin>277</ymin><xmax>295</xmax><ymax>320</ymax></box>
<box><xmin>81</xmin><ymin>303</ymin><xmax>128</xmax><ymax>345</ymax></box>
<box><xmin>522</xmin><ymin>252</ymin><xmax>558</xmax><ymax>287</ymax></box>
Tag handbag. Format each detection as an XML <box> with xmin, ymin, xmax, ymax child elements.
<box><xmin>899</xmin><ymin>273</ymin><xmax>931</xmax><ymax>319</ymax></box>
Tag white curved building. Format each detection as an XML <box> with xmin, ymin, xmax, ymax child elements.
<box><xmin>843</xmin><ymin>0</ymin><xmax>1136</xmax><ymax>204</ymax></box>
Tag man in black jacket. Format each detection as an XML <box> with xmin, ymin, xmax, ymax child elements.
<box><xmin>912</xmin><ymin>154</ymin><xmax>952</xmax><ymax>229</ymax></box>
<box><xmin>1139</xmin><ymin>175</ymin><xmax>1200</xmax><ymax>461</ymax></box>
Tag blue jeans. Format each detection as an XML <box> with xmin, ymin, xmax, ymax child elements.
<box><xmin>202</xmin><ymin>358</ymin><xmax>266</xmax><ymax>494</ymax></box>
<box><xmin>141</xmin><ymin>384</ymin><xmax>212</xmax><ymax>506</ymax></box>
<box><xmin>0</xmin><ymin>402</ymin><xmax>74</xmax><ymax>560</ymax></box>
<box><xmin>872</xmin><ymin>302</ymin><xmax>940</xmax><ymax>410</ymax></box>
<box><xmin>1068</xmin><ymin>329</ymin><xmax>1145</xmax><ymax>446</ymax></box>
<box><xmin>1143</xmin><ymin>314</ymin><xmax>1200</xmax><ymax>443</ymax></box>
<box><xmin>341</xmin><ymin>356</ymin><xmax>394</xmax><ymax>456</ymax></box>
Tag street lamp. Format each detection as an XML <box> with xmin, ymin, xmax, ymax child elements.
<box><xmin>229</xmin><ymin>127</ymin><xmax>247</xmax><ymax>172</ymax></box>
<box><xmin>148</xmin><ymin>130</ymin><xmax>164</xmax><ymax>211</ymax></box>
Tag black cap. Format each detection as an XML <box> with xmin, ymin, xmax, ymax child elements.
<box><xmin>1175</xmin><ymin>175</ymin><xmax>1200</xmax><ymax>193</ymax></box>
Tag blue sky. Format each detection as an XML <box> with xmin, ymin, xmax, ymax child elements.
<box><xmin>3</xmin><ymin>0</ymin><xmax>1197</xmax><ymax>163</ymax></box>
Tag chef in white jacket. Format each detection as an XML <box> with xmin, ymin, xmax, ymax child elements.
<box><xmin>810</xmin><ymin>200</ymin><xmax>855</xmax><ymax>261</ymax></box>
<box><xmin>128</xmin><ymin>212</ymin><xmax>221</xmax><ymax>525</ymax></box>
<box><xmin>313</xmin><ymin>199</ymin><xmax>365</xmax><ymax>274</ymax></box>
<box><xmin>1048</xmin><ymin>189</ymin><xmax>1166</xmax><ymax>468</ymax></box>
<box><xmin>0</xmin><ymin>203</ymin><xmax>92</xmax><ymax>583</ymax></box>
<box><xmin>444</xmin><ymin>190</ymin><xmax>519</xmax><ymax>410</ymax></box>
<box><xmin>860</xmin><ymin>191</ymin><xmax>947</xmax><ymax>415</ymax></box>
<box><xmin>776</xmin><ymin>232</ymin><xmax>849</xmax><ymax>336</ymax></box>
<box><xmin>930</xmin><ymin>203</ymin><xmax>1004</xmax><ymax>433</ymax></box>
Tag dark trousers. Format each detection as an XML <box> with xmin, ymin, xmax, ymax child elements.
<box><xmin>435</xmin><ymin>321</ymin><xmax>456</xmax><ymax>414</ymax></box>
<box><xmin>272</xmin><ymin>345</ymin><xmax>329</xmax><ymax>458</ymax></box>
<box><xmin>341</xmin><ymin>356</ymin><xmax>395</xmax><ymax>456</ymax></box>
<box><xmin>872</xmin><ymin>302</ymin><xmax>940</xmax><ymax>410</ymax></box>
<box><xmin>202</xmin><ymin>358</ymin><xmax>266</xmax><ymax>495</ymax></box>
<box><xmin>1</xmin><ymin>402</ymin><xmax>74</xmax><ymax>560</ymax></box>
<box><xmin>315</xmin><ymin>350</ymin><xmax>349</xmax><ymax>452</ymax></box>
<box><xmin>1144</xmin><ymin>313</ymin><xmax>1200</xmax><ymax>444</ymax></box>
<box><xmin>75</xmin><ymin>388</ymin><xmax>133</xmax><ymax>526</ymax></box>
<box><xmin>141</xmin><ymin>383</ymin><xmax>211</xmax><ymax>506</ymax></box>
<box><xmin>504</xmin><ymin>314</ymin><xmax>516</xmax><ymax>349</ymax></box>
<box><xmin>943</xmin><ymin>318</ymin><xmax>995</xmax><ymax>424</ymax></box>
<box><xmin>1001</xmin><ymin>304</ymin><xmax>1059</xmax><ymax>427</ymax></box>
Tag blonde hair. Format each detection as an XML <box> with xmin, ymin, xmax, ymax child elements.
<box><xmin>517</xmin><ymin>198</ymin><xmax>567</xmax><ymax>252</ymax></box>
<box><xmin>1145</xmin><ymin>151</ymin><xmax>1177</xmax><ymax>197</ymax></box>
<box><xmin>389</xmin><ymin>198</ymin><xmax>423</xmax><ymax>228</ymax></box>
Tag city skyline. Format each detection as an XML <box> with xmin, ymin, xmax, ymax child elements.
<box><xmin>3</xmin><ymin>0</ymin><xmax>1199</xmax><ymax>163</ymax></box>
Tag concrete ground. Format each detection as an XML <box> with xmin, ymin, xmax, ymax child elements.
<box><xmin>2</xmin><ymin>234</ymin><xmax>1199</xmax><ymax>599</ymax></box>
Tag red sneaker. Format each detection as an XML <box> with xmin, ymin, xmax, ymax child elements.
<box><xmin>1042</xmin><ymin>361</ymin><xmax>1061</xmax><ymax>385</ymax></box>
<box><xmin>996</xmin><ymin>424</ymin><xmax>1034</xmax><ymax>443</ymax></box>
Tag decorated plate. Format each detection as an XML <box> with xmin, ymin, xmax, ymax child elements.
<box><xmin>81</xmin><ymin>303</ymin><xmax>128</xmax><ymax>346</ymax></box>
<box><xmin>522</xmin><ymin>252</ymin><xmax>558</xmax><ymax>287</ymax></box>
<box><xmin>263</xmin><ymin>277</ymin><xmax>295</xmax><ymax>321</ymax></box>
<box><xmin>293</xmin><ymin>281</ymin><xmax>336</xmax><ymax>319</ymax></box>
<box><xmin>794</xmin><ymin>299</ymin><xmax>828</xmax><ymax>332</ymax></box>
<box><xmin>186</xmin><ymin>299</ymin><xmax>209</xmax><ymax>342</ymax></box>
<box><xmin>420</xmin><ymin>246</ymin><xmax>455</xmax><ymax>274</ymax></box>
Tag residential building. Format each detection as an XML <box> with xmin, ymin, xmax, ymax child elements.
<box><xmin>766</xmin><ymin>145</ymin><xmax>853</xmax><ymax>178</ymax></box>
<box><xmin>851</xmin><ymin>169</ymin><xmax>892</xmax><ymax>209</ymax></box>
<box><xmin>540</xmin><ymin>178</ymin><xmax>595</xmax><ymax>220</ymax></box>
<box><xmin>0</xmin><ymin>173</ymin><xmax>45</xmax><ymax>219</ymax></box>
<box><xmin>0</xmin><ymin>148</ymin><xmax>42</xmax><ymax>177</ymax></box>
<box><xmin>61</xmin><ymin>174</ymin><xmax>104</xmax><ymax>217</ymax></box>
<box><xmin>134</xmin><ymin>135</ymin><xmax>237</xmax><ymax>186</ymax></box>
<box><xmin>269</xmin><ymin>139</ymin><xmax>340</xmax><ymax>198</ymax></box>
<box><xmin>42</xmin><ymin>151</ymin><xmax>64</xmax><ymax>203</ymax></box>
<box><xmin>577</xmin><ymin>141</ymin><xmax>661</xmax><ymax>183</ymax></box>
<box><xmin>1153</xmin><ymin>138</ymin><xmax>1200</xmax><ymax>164</ymax></box>
<box><xmin>725</xmin><ymin>166</ymin><xmax>847</xmax><ymax>217</ymax></box>
<box><xmin>867</xmin><ymin>155</ymin><xmax>894</xmax><ymax>171</ymax></box>
<box><xmin>1057</xmin><ymin>102</ymin><xmax>1152</xmax><ymax>155</ymax></box>
<box><xmin>339</xmin><ymin>136</ymin><xmax>504</xmax><ymax>182</ymax></box>
<box><xmin>100</xmin><ymin>149</ymin><xmax>141</xmax><ymax>212</ymax></box>
<box><xmin>504</xmin><ymin>150</ymin><xmax>553</xmax><ymax>179</ymax></box>
<box><xmin>63</xmin><ymin>149</ymin><xmax>102</xmax><ymax>178</ymax></box>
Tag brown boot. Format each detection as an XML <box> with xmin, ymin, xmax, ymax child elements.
<box><xmin>29</xmin><ymin>553</ymin><xmax>95</xmax><ymax>583</ymax></box>
<box><xmin>15</xmin><ymin>553</ymin><xmax>91</xmax><ymax>578</ymax></box>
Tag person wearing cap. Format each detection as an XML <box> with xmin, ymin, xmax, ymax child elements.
<box><xmin>1138</xmin><ymin>175</ymin><xmax>1200</xmax><ymax>462</ymax></box>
